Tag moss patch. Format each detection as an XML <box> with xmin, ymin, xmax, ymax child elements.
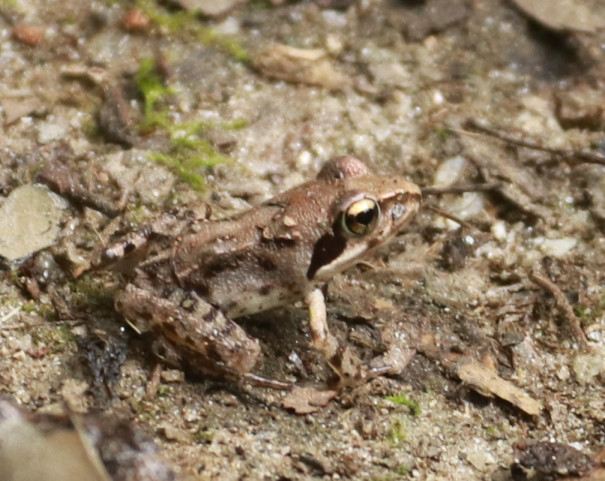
<box><xmin>135</xmin><ymin>58</ymin><xmax>246</xmax><ymax>190</ymax></box>
<box><xmin>386</xmin><ymin>393</ymin><xmax>421</xmax><ymax>415</ymax></box>
<box><xmin>136</xmin><ymin>0</ymin><xmax>249</xmax><ymax>61</ymax></box>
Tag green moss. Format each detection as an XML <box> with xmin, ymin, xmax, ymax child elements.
<box><xmin>434</xmin><ymin>126</ymin><xmax>454</xmax><ymax>142</ymax></box>
<box><xmin>193</xmin><ymin>428</ymin><xmax>216</xmax><ymax>443</ymax></box>
<box><xmin>21</xmin><ymin>302</ymin><xmax>38</xmax><ymax>313</ymax></box>
<box><xmin>574</xmin><ymin>294</ymin><xmax>605</xmax><ymax>323</ymax></box>
<box><xmin>386</xmin><ymin>393</ymin><xmax>421</xmax><ymax>415</ymax></box>
<box><xmin>224</xmin><ymin>118</ymin><xmax>248</xmax><ymax>130</ymax></box>
<box><xmin>249</xmin><ymin>0</ymin><xmax>272</xmax><ymax>9</ymax></box>
<box><xmin>135</xmin><ymin>57</ymin><xmax>175</xmax><ymax>131</ymax></box>
<box><xmin>386</xmin><ymin>418</ymin><xmax>406</xmax><ymax>447</ymax></box>
<box><xmin>394</xmin><ymin>464</ymin><xmax>411</xmax><ymax>477</ymax></box>
<box><xmin>157</xmin><ymin>384</ymin><xmax>172</xmax><ymax>397</ymax></box>
<box><xmin>150</xmin><ymin>152</ymin><xmax>209</xmax><ymax>191</ymax></box>
<box><xmin>134</xmin><ymin>58</ymin><xmax>244</xmax><ymax>189</ymax></box>
<box><xmin>20</xmin><ymin>302</ymin><xmax>56</xmax><ymax>320</ymax></box>
<box><xmin>31</xmin><ymin>322</ymin><xmax>76</xmax><ymax>353</ymax></box>
<box><xmin>136</xmin><ymin>0</ymin><xmax>249</xmax><ymax>61</ymax></box>
<box><xmin>70</xmin><ymin>277</ymin><xmax>115</xmax><ymax>310</ymax></box>
<box><xmin>149</xmin><ymin>126</ymin><xmax>230</xmax><ymax>191</ymax></box>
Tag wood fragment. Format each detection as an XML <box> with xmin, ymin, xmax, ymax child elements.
<box><xmin>37</xmin><ymin>159</ymin><xmax>122</xmax><ymax>218</ymax></box>
<box><xmin>457</xmin><ymin>362</ymin><xmax>543</xmax><ymax>416</ymax></box>
<box><xmin>146</xmin><ymin>363</ymin><xmax>163</xmax><ymax>398</ymax></box>
<box><xmin>529</xmin><ymin>268</ymin><xmax>591</xmax><ymax>350</ymax></box>
<box><xmin>459</xmin><ymin>128</ymin><xmax>551</xmax><ymax>219</ymax></box>
<box><xmin>418</xmin><ymin>336</ymin><xmax>543</xmax><ymax>416</ymax></box>
<box><xmin>283</xmin><ymin>387</ymin><xmax>337</xmax><ymax>414</ymax></box>
<box><xmin>252</xmin><ymin>44</ymin><xmax>351</xmax><ymax>90</ymax></box>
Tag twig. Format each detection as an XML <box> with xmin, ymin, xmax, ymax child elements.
<box><xmin>424</xmin><ymin>204</ymin><xmax>473</xmax><ymax>229</ymax></box>
<box><xmin>529</xmin><ymin>269</ymin><xmax>591</xmax><ymax>350</ymax></box>
<box><xmin>463</xmin><ymin>118</ymin><xmax>605</xmax><ymax>167</ymax></box>
<box><xmin>421</xmin><ymin>182</ymin><xmax>501</xmax><ymax>196</ymax></box>
<box><xmin>0</xmin><ymin>305</ymin><xmax>21</xmax><ymax>324</ymax></box>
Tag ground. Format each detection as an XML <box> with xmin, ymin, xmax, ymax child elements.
<box><xmin>0</xmin><ymin>0</ymin><xmax>604</xmax><ymax>480</ymax></box>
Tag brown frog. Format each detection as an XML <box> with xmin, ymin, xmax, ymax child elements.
<box><xmin>102</xmin><ymin>156</ymin><xmax>421</xmax><ymax>388</ymax></box>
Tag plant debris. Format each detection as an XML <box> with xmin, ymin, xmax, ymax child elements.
<box><xmin>283</xmin><ymin>387</ymin><xmax>337</xmax><ymax>414</ymax></box>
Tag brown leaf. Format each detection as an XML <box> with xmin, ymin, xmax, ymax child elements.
<box><xmin>283</xmin><ymin>387</ymin><xmax>337</xmax><ymax>414</ymax></box>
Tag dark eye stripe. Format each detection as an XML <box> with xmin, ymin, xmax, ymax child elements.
<box><xmin>306</xmin><ymin>232</ymin><xmax>346</xmax><ymax>280</ymax></box>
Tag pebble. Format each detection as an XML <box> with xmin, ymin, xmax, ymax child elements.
<box><xmin>0</xmin><ymin>185</ymin><xmax>66</xmax><ymax>261</ymax></box>
<box><xmin>37</xmin><ymin>121</ymin><xmax>67</xmax><ymax>144</ymax></box>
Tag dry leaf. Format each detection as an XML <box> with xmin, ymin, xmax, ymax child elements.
<box><xmin>283</xmin><ymin>387</ymin><xmax>337</xmax><ymax>414</ymax></box>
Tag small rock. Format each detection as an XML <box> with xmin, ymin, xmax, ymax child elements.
<box><xmin>60</xmin><ymin>379</ymin><xmax>90</xmax><ymax>413</ymax></box>
<box><xmin>466</xmin><ymin>448</ymin><xmax>496</xmax><ymax>470</ymax></box>
<box><xmin>510</xmin><ymin>0</ymin><xmax>605</xmax><ymax>33</ymax></box>
<box><xmin>168</xmin><ymin>0</ymin><xmax>247</xmax><ymax>16</ymax></box>
<box><xmin>555</xmin><ymin>86</ymin><xmax>605</xmax><ymax>130</ymax></box>
<box><xmin>536</xmin><ymin>237</ymin><xmax>576</xmax><ymax>257</ymax></box>
<box><xmin>434</xmin><ymin>156</ymin><xmax>467</xmax><ymax>187</ymax></box>
<box><xmin>573</xmin><ymin>353</ymin><xmax>605</xmax><ymax>384</ymax></box>
<box><xmin>160</xmin><ymin>369</ymin><xmax>185</xmax><ymax>383</ymax></box>
<box><xmin>158</xmin><ymin>422</ymin><xmax>189</xmax><ymax>443</ymax></box>
<box><xmin>0</xmin><ymin>185</ymin><xmax>67</xmax><ymax>261</ymax></box>
<box><xmin>12</xmin><ymin>25</ymin><xmax>45</xmax><ymax>46</ymax></box>
<box><xmin>2</xmin><ymin>96</ymin><xmax>44</xmax><ymax>125</ymax></box>
<box><xmin>252</xmin><ymin>44</ymin><xmax>352</xmax><ymax>90</ymax></box>
<box><xmin>122</xmin><ymin>8</ymin><xmax>150</xmax><ymax>31</ymax></box>
<box><xmin>37</xmin><ymin>121</ymin><xmax>67</xmax><ymax>145</ymax></box>
<box><xmin>283</xmin><ymin>387</ymin><xmax>337</xmax><ymax>414</ymax></box>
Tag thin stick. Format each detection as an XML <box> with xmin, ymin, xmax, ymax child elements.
<box><xmin>529</xmin><ymin>269</ymin><xmax>591</xmax><ymax>350</ymax></box>
<box><xmin>0</xmin><ymin>305</ymin><xmax>21</xmax><ymax>324</ymax></box>
<box><xmin>421</xmin><ymin>182</ymin><xmax>501</xmax><ymax>196</ymax></box>
<box><xmin>424</xmin><ymin>204</ymin><xmax>473</xmax><ymax>230</ymax></box>
<box><xmin>463</xmin><ymin>118</ymin><xmax>605</xmax><ymax>167</ymax></box>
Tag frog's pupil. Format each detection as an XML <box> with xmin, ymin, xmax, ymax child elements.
<box><xmin>356</xmin><ymin>208</ymin><xmax>375</xmax><ymax>225</ymax></box>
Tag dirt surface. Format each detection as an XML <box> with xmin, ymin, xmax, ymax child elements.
<box><xmin>1</xmin><ymin>1</ymin><xmax>605</xmax><ymax>480</ymax></box>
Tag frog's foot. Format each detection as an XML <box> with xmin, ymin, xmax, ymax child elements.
<box><xmin>325</xmin><ymin>345</ymin><xmax>396</xmax><ymax>389</ymax></box>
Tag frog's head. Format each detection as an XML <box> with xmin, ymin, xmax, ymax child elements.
<box><xmin>307</xmin><ymin>156</ymin><xmax>421</xmax><ymax>281</ymax></box>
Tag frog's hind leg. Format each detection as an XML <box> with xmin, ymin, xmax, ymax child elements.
<box><xmin>115</xmin><ymin>285</ymin><xmax>293</xmax><ymax>389</ymax></box>
<box><xmin>115</xmin><ymin>285</ymin><xmax>260</xmax><ymax>376</ymax></box>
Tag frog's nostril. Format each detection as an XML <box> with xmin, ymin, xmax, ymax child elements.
<box><xmin>391</xmin><ymin>203</ymin><xmax>407</xmax><ymax>221</ymax></box>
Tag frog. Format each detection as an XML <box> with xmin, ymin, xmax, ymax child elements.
<box><xmin>100</xmin><ymin>156</ymin><xmax>421</xmax><ymax>388</ymax></box>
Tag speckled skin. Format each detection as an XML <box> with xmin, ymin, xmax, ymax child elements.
<box><xmin>111</xmin><ymin>156</ymin><xmax>421</xmax><ymax>385</ymax></box>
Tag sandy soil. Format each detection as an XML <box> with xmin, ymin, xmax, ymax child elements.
<box><xmin>0</xmin><ymin>1</ymin><xmax>604</xmax><ymax>480</ymax></box>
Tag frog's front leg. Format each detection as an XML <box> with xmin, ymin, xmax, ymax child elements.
<box><xmin>307</xmin><ymin>288</ymin><xmax>392</xmax><ymax>386</ymax></box>
<box><xmin>306</xmin><ymin>288</ymin><xmax>362</xmax><ymax>385</ymax></box>
<box><xmin>116</xmin><ymin>284</ymin><xmax>290</xmax><ymax>388</ymax></box>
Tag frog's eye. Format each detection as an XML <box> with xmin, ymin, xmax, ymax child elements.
<box><xmin>342</xmin><ymin>197</ymin><xmax>380</xmax><ymax>236</ymax></box>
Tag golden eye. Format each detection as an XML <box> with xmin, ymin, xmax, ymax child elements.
<box><xmin>342</xmin><ymin>198</ymin><xmax>380</xmax><ymax>236</ymax></box>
